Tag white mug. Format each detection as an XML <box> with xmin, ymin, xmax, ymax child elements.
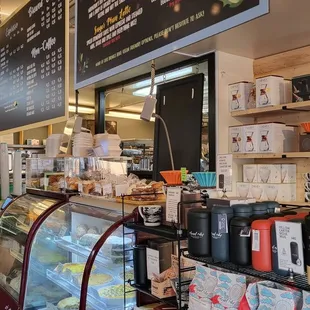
<box><xmin>305</xmin><ymin>182</ymin><xmax>310</xmax><ymax>191</ymax></box>
<box><xmin>303</xmin><ymin>173</ymin><xmax>310</xmax><ymax>181</ymax></box>
<box><xmin>138</xmin><ymin>205</ymin><xmax>162</xmax><ymax>227</ymax></box>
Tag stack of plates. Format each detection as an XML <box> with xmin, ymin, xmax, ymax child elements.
<box><xmin>46</xmin><ymin>134</ymin><xmax>64</xmax><ymax>157</ymax></box>
<box><xmin>72</xmin><ymin>132</ymin><xmax>93</xmax><ymax>157</ymax></box>
<box><xmin>94</xmin><ymin>134</ymin><xmax>122</xmax><ymax>157</ymax></box>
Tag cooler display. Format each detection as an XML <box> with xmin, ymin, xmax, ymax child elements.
<box><xmin>0</xmin><ymin>191</ymin><xmax>135</xmax><ymax>310</ymax></box>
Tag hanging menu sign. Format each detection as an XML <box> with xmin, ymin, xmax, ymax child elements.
<box><xmin>0</xmin><ymin>0</ymin><xmax>68</xmax><ymax>133</ymax></box>
<box><xmin>75</xmin><ymin>0</ymin><xmax>268</xmax><ymax>88</ymax></box>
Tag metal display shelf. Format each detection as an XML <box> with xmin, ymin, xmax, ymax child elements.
<box><xmin>124</xmin><ymin>222</ymin><xmax>187</xmax><ymax>241</ymax></box>
<box><xmin>55</xmin><ymin>236</ymin><xmax>120</xmax><ymax>271</ymax></box>
<box><xmin>46</xmin><ymin>269</ymin><xmax>108</xmax><ymax>310</ymax></box>
<box><xmin>130</xmin><ymin>283</ymin><xmax>178</xmax><ymax>307</ymax></box>
<box><xmin>184</xmin><ymin>253</ymin><xmax>310</xmax><ymax>291</ymax></box>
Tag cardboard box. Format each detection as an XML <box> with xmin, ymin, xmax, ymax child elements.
<box><xmin>257</xmin><ymin>164</ymin><xmax>282</xmax><ymax>184</ymax></box>
<box><xmin>258</xmin><ymin>123</ymin><xmax>284</xmax><ymax>153</ymax></box>
<box><xmin>229</xmin><ymin>126</ymin><xmax>244</xmax><ymax>153</ymax></box>
<box><xmin>228</xmin><ymin>81</ymin><xmax>253</xmax><ymax>112</ymax></box>
<box><xmin>247</xmin><ymin>84</ymin><xmax>256</xmax><ymax>109</ymax></box>
<box><xmin>292</xmin><ymin>74</ymin><xmax>310</xmax><ymax>102</ymax></box>
<box><xmin>281</xmin><ymin>79</ymin><xmax>293</xmax><ymax>104</ymax></box>
<box><xmin>243</xmin><ymin>164</ymin><xmax>258</xmax><ymax>183</ymax></box>
<box><xmin>281</xmin><ymin>164</ymin><xmax>297</xmax><ymax>184</ymax></box>
<box><xmin>283</xmin><ymin>126</ymin><xmax>299</xmax><ymax>152</ymax></box>
<box><xmin>236</xmin><ymin>182</ymin><xmax>251</xmax><ymax>198</ymax></box>
<box><xmin>256</xmin><ymin>75</ymin><xmax>284</xmax><ymax>107</ymax></box>
<box><xmin>264</xmin><ymin>184</ymin><xmax>281</xmax><ymax>201</ymax></box>
<box><xmin>207</xmin><ymin>197</ymin><xmax>256</xmax><ymax>208</ymax></box>
<box><xmin>279</xmin><ymin>184</ymin><xmax>297</xmax><ymax>201</ymax></box>
<box><xmin>151</xmin><ymin>278</ymin><xmax>175</xmax><ymax>299</ymax></box>
<box><xmin>243</xmin><ymin>124</ymin><xmax>259</xmax><ymax>153</ymax></box>
<box><xmin>250</xmin><ymin>183</ymin><xmax>266</xmax><ymax>200</ymax></box>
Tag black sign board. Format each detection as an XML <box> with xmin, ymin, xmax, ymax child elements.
<box><xmin>0</xmin><ymin>0</ymin><xmax>68</xmax><ymax>133</ymax></box>
<box><xmin>75</xmin><ymin>0</ymin><xmax>268</xmax><ymax>88</ymax></box>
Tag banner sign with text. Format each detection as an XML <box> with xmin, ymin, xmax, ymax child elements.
<box><xmin>0</xmin><ymin>0</ymin><xmax>68</xmax><ymax>133</ymax></box>
<box><xmin>75</xmin><ymin>0</ymin><xmax>269</xmax><ymax>88</ymax></box>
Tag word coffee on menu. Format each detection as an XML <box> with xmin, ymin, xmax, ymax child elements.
<box><xmin>0</xmin><ymin>0</ymin><xmax>66</xmax><ymax>131</ymax></box>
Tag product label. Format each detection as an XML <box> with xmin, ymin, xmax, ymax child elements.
<box><xmin>252</xmin><ymin>230</ymin><xmax>260</xmax><ymax>251</ymax></box>
<box><xmin>239</xmin><ymin>227</ymin><xmax>251</xmax><ymax>237</ymax></box>
<box><xmin>102</xmin><ymin>183</ymin><xmax>113</xmax><ymax>195</ymax></box>
<box><xmin>146</xmin><ymin>248</ymin><xmax>160</xmax><ymax>280</ymax></box>
<box><xmin>189</xmin><ymin>231</ymin><xmax>204</xmax><ymax>239</ymax></box>
<box><xmin>78</xmin><ymin>182</ymin><xmax>83</xmax><ymax>192</ymax></box>
<box><xmin>275</xmin><ymin>222</ymin><xmax>304</xmax><ymax>275</ymax></box>
<box><xmin>166</xmin><ymin>187</ymin><xmax>182</xmax><ymax>223</ymax></box>
<box><xmin>95</xmin><ymin>183</ymin><xmax>102</xmax><ymax>194</ymax></box>
<box><xmin>218</xmin><ymin>214</ymin><xmax>228</xmax><ymax>234</ymax></box>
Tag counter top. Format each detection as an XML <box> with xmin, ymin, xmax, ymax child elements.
<box><xmin>69</xmin><ymin>196</ymin><xmax>137</xmax><ymax>215</ymax></box>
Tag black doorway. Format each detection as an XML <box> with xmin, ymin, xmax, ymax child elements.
<box><xmin>153</xmin><ymin>74</ymin><xmax>204</xmax><ymax>181</ymax></box>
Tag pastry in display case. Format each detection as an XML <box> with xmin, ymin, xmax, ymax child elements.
<box><xmin>0</xmin><ymin>189</ymin><xmax>136</xmax><ymax>310</ymax></box>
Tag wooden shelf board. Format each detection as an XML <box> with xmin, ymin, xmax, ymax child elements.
<box><xmin>233</xmin><ymin>152</ymin><xmax>310</xmax><ymax>159</ymax></box>
<box><xmin>231</xmin><ymin>101</ymin><xmax>310</xmax><ymax>117</ymax></box>
<box><xmin>279</xmin><ymin>201</ymin><xmax>310</xmax><ymax>207</ymax></box>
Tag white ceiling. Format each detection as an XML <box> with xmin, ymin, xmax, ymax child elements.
<box><xmin>2</xmin><ymin>0</ymin><xmax>310</xmax><ymax>112</ymax></box>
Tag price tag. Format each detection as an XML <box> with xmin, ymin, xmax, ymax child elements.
<box><xmin>252</xmin><ymin>230</ymin><xmax>260</xmax><ymax>251</ymax></box>
<box><xmin>166</xmin><ymin>187</ymin><xmax>182</xmax><ymax>222</ymax></box>
<box><xmin>181</xmin><ymin>167</ymin><xmax>187</xmax><ymax>182</ymax></box>
<box><xmin>78</xmin><ymin>182</ymin><xmax>83</xmax><ymax>192</ymax></box>
<box><xmin>218</xmin><ymin>214</ymin><xmax>228</xmax><ymax>234</ymax></box>
<box><xmin>95</xmin><ymin>183</ymin><xmax>102</xmax><ymax>194</ymax></box>
<box><xmin>103</xmin><ymin>183</ymin><xmax>113</xmax><ymax>195</ymax></box>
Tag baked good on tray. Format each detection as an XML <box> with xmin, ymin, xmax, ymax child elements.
<box><xmin>98</xmin><ymin>284</ymin><xmax>135</xmax><ymax>299</ymax></box>
<box><xmin>126</xmin><ymin>181</ymin><xmax>165</xmax><ymax>201</ymax></box>
<box><xmin>79</xmin><ymin>233</ymin><xmax>101</xmax><ymax>247</ymax></box>
<box><xmin>57</xmin><ymin>297</ymin><xmax>79</xmax><ymax>310</ymax></box>
<box><xmin>55</xmin><ymin>263</ymin><xmax>95</xmax><ymax>274</ymax></box>
<box><xmin>76</xmin><ymin>273</ymin><xmax>112</xmax><ymax>286</ymax></box>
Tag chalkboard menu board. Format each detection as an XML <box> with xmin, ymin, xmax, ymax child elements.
<box><xmin>0</xmin><ymin>0</ymin><xmax>68</xmax><ymax>133</ymax></box>
<box><xmin>75</xmin><ymin>0</ymin><xmax>268</xmax><ymax>88</ymax></box>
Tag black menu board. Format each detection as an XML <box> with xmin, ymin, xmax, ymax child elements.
<box><xmin>0</xmin><ymin>0</ymin><xmax>67</xmax><ymax>133</ymax></box>
<box><xmin>75</xmin><ymin>0</ymin><xmax>268</xmax><ymax>88</ymax></box>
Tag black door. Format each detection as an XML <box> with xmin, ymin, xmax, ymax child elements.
<box><xmin>153</xmin><ymin>74</ymin><xmax>204</xmax><ymax>181</ymax></box>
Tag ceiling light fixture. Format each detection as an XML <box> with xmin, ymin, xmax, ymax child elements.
<box><xmin>106</xmin><ymin>111</ymin><xmax>155</xmax><ymax>122</ymax></box>
<box><xmin>69</xmin><ymin>105</ymin><xmax>95</xmax><ymax>114</ymax></box>
<box><xmin>132</xmin><ymin>66</ymin><xmax>194</xmax><ymax>90</ymax></box>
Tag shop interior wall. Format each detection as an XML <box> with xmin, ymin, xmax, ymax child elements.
<box><xmin>223</xmin><ymin>46</ymin><xmax>310</xmax><ymax>202</ymax></box>
<box><xmin>251</xmin><ymin>46</ymin><xmax>310</xmax><ymax>202</ymax></box>
<box><xmin>216</xmin><ymin>51</ymin><xmax>254</xmax><ymax>195</ymax></box>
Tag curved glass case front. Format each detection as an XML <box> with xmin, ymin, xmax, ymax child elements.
<box><xmin>0</xmin><ymin>194</ymin><xmax>60</xmax><ymax>301</ymax></box>
<box><xmin>23</xmin><ymin>201</ymin><xmax>134</xmax><ymax>310</ymax></box>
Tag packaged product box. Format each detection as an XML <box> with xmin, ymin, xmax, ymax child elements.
<box><xmin>151</xmin><ymin>270</ymin><xmax>176</xmax><ymax>299</ymax></box>
<box><xmin>281</xmin><ymin>79</ymin><xmax>293</xmax><ymax>104</ymax></box>
<box><xmin>250</xmin><ymin>183</ymin><xmax>267</xmax><ymax>201</ymax></box>
<box><xmin>281</xmin><ymin>164</ymin><xmax>297</xmax><ymax>183</ymax></box>
<box><xmin>278</xmin><ymin>184</ymin><xmax>297</xmax><ymax>201</ymax></box>
<box><xmin>292</xmin><ymin>74</ymin><xmax>310</xmax><ymax>102</ymax></box>
<box><xmin>243</xmin><ymin>164</ymin><xmax>258</xmax><ymax>183</ymax></box>
<box><xmin>247</xmin><ymin>84</ymin><xmax>256</xmax><ymax>109</ymax></box>
<box><xmin>256</xmin><ymin>75</ymin><xmax>284</xmax><ymax>107</ymax></box>
<box><xmin>229</xmin><ymin>126</ymin><xmax>244</xmax><ymax>153</ymax></box>
<box><xmin>283</xmin><ymin>125</ymin><xmax>299</xmax><ymax>152</ymax></box>
<box><xmin>207</xmin><ymin>197</ymin><xmax>255</xmax><ymax>208</ymax></box>
<box><xmin>236</xmin><ymin>182</ymin><xmax>251</xmax><ymax>198</ymax></box>
<box><xmin>243</xmin><ymin>124</ymin><xmax>259</xmax><ymax>153</ymax></box>
<box><xmin>258</xmin><ymin>123</ymin><xmax>284</xmax><ymax>153</ymax></box>
<box><xmin>264</xmin><ymin>184</ymin><xmax>281</xmax><ymax>201</ymax></box>
<box><xmin>257</xmin><ymin>164</ymin><xmax>282</xmax><ymax>184</ymax></box>
<box><xmin>228</xmin><ymin>81</ymin><xmax>253</xmax><ymax>112</ymax></box>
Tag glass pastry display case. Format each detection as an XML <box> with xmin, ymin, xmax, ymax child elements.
<box><xmin>0</xmin><ymin>191</ymin><xmax>136</xmax><ymax>310</ymax></box>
